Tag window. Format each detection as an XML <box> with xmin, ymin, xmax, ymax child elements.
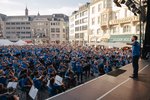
<box><xmin>21</xmin><ymin>32</ymin><xmax>25</xmax><ymax>34</ymax></box>
<box><xmin>91</xmin><ymin>30</ymin><xmax>94</xmax><ymax>35</ymax></box>
<box><xmin>80</xmin><ymin>33</ymin><xmax>84</xmax><ymax>38</ymax></box>
<box><xmin>6</xmin><ymin>23</ymin><xmax>10</xmax><ymax>25</ymax></box>
<box><xmin>56</xmin><ymin>28</ymin><xmax>60</xmax><ymax>33</ymax></box>
<box><xmin>21</xmin><ymin>22</ymin><xmax>25</xmax><ymax>25</ymax></box>
<box><xmin>123</xmin><ymin>25</ymin><xmax>131</xmax><ymax>33</ymax></box>
<box><xmin>82</xmin><ymin>11</ymin><xmax>87</xmax><ymax>16</ymax></box>
<box><xmin>26</xmin><ymin>36</ymin><xmax>31</xmax><ymax>38</ymax></box>
<box><xmin>75</xmin><ymin>27</ymin><xmax>80</xmax><ymax>32</ymax></box>
<box><xmin>21</xmin><ymin>27</ymin><xmax>25</xmax><ymax>30</ymax></box>
<box><xmin>16</xmin><ymin>22</ymin><xmax>20</xmax><ymax>25</ymax></box>
<box><xmin>63</xmin><ymin>34</ymin><xmax>66</xmax><ymax>38</ymax></box>
<box><xmin>21</xmin><ymin>36</ymin><xmax>26</xmax><ymax>39</ymax></box>
<box><xmin>51</xmin><ymin>34</ymin><xmax>55</xmax><ymax>38</ymax></box>
<box><xmin>6</xmin><ymin>36</ymin><xmax>10</xmax><ymax>38</ymax></box>
<box><xmin>26</xmin><ymin>32</ymin><xmax>31</xmax><ymax>34</ymax></box>
<box><xmin>6</xmin><ymin>27</ymin><xmax>10</xmax><ymax>29</ymax></box>
<box><xmin>11</xmin><ymin>27</ymin><xmax>15</xmax><ymax>29</ymax></box>
<box><xmin>98</xmin><ymin>16</ymin><xmax>101</xmax><ymax>24</ymax></box>
<box><xmin>11</xmin><ymin>23</ymin><xmax>15</xmax><ymax>25</ymax></box>
<box><xmin>92</xmin><ymin>18</ymin><xmax>95</xmax><ymax>25</ymax></box>
<box><xmin>6</xmin><ymin>32</ymin><xmax>10</xmax><ymax>34</ymax></box>
<box><xmin>92</xmin><ymin>7</ymin><xmax>95</xmax><ymax>14</ymax></box>
<box><xmin>75</xmin><ymin>20</ymin><xmax>80</xmax><ymax>25</ymax></box>
<box><xmin>75</xmin><ymin>14</ymin><xmax>79</xmax><ymax>19</ymax></box>
<box><xmin>82</xmin><ymin>25</ymin><xmax>87</xmax><ymax>30</ymax></box>
<box><xmin>63</xmin><ymin>29</ymin><xmax>66</xmax><ymax>33</ymax></box>
<box><xmin>101</xmin><ymin>14</ymin><xmax>107</xmax><ymax>23</ymax></box>
<box><xmin>16</xmin><ymin>27</ymin><xmax>20</xmax><ymax>29</ymax></box>
<box><xmin>37</xmin><ymin>22</ymin><xmax>44</xmax><ymax>26</ymax></box>
<box><xmin>112</xmin><ymin>27</ymin><xmax>117</xmax><ymax>33</ymax></box>
<box><xmin>97</xmin><ymin>29</ymin><xmax>100</xmax><ymax>34</ymax></box>
<box><xmin>112</xmin><ymin>12</ymin><xmax>118</xmax><ymax>20</ymax></box>
<box><xmin>98</xmin><ymin>4</ymin><xmax>101</xmax><ymax>12</ymax></box>
<box><xmin>56</xmin><ymin>34</ymin><xmax>60</xmax><ymax>38</ymax></box>
<box><xmin>26</xmin><ymin>27</ymin><xmax>30</xmax><ymax>29</ymax></box>
<box><xmin>51</xmin><ymin>28</ymin><xmax>55</xmax><ymax>33</ymax></box>
<box><xmin>103</xmin><ymin>0</ymin><xmax>107</xmax><ymax>8</ymax></box>
<box><xmin>75</xmin><ymin>33</ymin><xmax>79</xmax><ymax>38</ymax></box>
<box><xmin>82</xmin><ymin>18</ymin><xmax>87</xmax><ymax>23</ymax></box>
<box><xmin>26</xmin><ymin>22</ymin><xmax>30</xmax><ymax>25</ymax></box>
<box><xmin>57</xmin><ymin>22</ymin><xmax>60</xmax><ymax>25</ymax></box>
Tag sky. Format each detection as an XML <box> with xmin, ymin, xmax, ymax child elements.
<box><xmin>0</xmin><ymin>0</ymin><xmax>90</xmax><ymax>16</ymax></box>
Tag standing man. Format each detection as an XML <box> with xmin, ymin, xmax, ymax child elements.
<box><xmin>127</xmin><ymin>35</ymin><xmax>140</xmax><ymax>79</ymax></box>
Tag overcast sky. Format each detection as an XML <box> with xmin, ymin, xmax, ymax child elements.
<box><xmin>0</xmin><ymin>0</ymin><xmax>90</xmax><ymax>16</ymax></box>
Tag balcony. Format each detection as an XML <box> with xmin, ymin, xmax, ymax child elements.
<box><xmin>101</xmin><ymin>21</ymin><xmax>108</xmax><ymax>27</ymax></box>
<box><xmin>109</xmin><ymin>16</ymin><xmax>139</xmax><ymax>25</ymax></box>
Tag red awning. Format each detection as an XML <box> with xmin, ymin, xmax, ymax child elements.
<box><xmin>25</xmin><ymin>41</ymin><xmax>32</xmax><ymax>43</ymax></box>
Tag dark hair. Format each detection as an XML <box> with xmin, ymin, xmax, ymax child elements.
<box><xmin>133</xmin><ymin>35</ymin><xmax>138</xmax><ymax>40</ymax></box>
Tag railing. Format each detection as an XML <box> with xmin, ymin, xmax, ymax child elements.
<box><xmin>109</xmin><ymin>16</ymin><xmax>139</xmax><ymax>25</ymax></box>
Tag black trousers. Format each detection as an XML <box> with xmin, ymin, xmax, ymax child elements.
<box><xmin>132</xmin><ymin>56</ymin><xmax>140</xmax><ymax>77</ymax></box>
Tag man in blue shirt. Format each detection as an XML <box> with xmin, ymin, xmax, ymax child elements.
<box><xmin>127</xmin><ymin>35</ymin><xmax>140</xmax><ymax>79</ymax></box>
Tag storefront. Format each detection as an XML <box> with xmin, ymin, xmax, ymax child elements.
<box><xmin>109</xmin><ymin>34</ymin><xmax>139</xmax><ymax>43</ymax></box>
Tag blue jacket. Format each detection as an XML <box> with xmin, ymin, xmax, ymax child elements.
<box><xmin>132</xmin><ymin>41</ymin><xmax>140</xmax><ymax>57</ymax></box>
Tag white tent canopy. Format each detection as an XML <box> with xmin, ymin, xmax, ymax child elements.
<box><xmin>14</xmin><ymin>40</ymin><xmax>27</xmax><ymax>46</ymax></box>
<box><xmin>0</xmin><ymin>39</ymin><xmax>29</xmax><ymax>46</ymax></box>
<box><xmin>0</xmin><ymin>39</ymin><xmax>14</xmax><ymax>46</ymax></box>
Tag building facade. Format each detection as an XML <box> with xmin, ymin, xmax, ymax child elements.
<box><xmin>3</xmin><ymin>16</ymin><xmax>33</xmax><ymax>42</ymax></box>
<box><xmin>0</xmin><ymin>14</ymin><xmax>6</xmax><ymax>39</ymax></box>
<box><xmin>89</xmin><ymin>0</ymin><xmax>112</xmax><ymax>44</ymax></box>
<box><xmin>69</xmin><ymin>0</ymin><xmax>142</xmax><ymax>46</ymax></box>
<box><xmin>0</xmin><ymin>8</ymin><xmax>69</xmax><ymax>44</ymax></box>
<box><xmin>69</xmin><ymin>3</ymin><xmax>90</xmax><ymax>45</ymax></box>
<box><xmin>108</xmin><ymin>4</ymin><xmax>142</xmax><ymax>43</ymax></box>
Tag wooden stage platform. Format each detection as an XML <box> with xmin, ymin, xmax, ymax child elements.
<box><xmin>46</xmin><ymin>60</ymin><xmax>150</xmax><ymax>100</ymax></box>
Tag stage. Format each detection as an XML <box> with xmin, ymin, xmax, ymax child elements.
<box><xmin>46</xmin><ymin>60</ymin><xmax>150</xmax><ymax>100</ymax></box>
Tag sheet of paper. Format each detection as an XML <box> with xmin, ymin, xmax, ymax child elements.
<box><xmin>7</xmin><ymin>82</ymin><xmax>18</xmax><ymax>89</ymax></box>
<box><xmin>54</xmin><ymin>75</ymin><xmax>63</xmax><ymax>86</ymax></box>
<box><xmin>47</xmin><ymin>80</ymin><xmax>50</xmax><ymax>87</ymax></box>
<box><xmin>29</xmin><ymin>85</ymin><xmax>38</xmax><ymax>100</ymax></box>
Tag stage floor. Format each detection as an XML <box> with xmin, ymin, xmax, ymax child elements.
<box><xmin>46</xmin><ymin>60</ymin><xmax>150</xmax><ymax>100</ymax></box>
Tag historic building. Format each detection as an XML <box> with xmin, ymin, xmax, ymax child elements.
<box><xmin>69</xmin><ymin>0</ymin><xmax>142</xmax><ymax>46</ymax></box>
<box><xmin>69</xmin><ymin>3</ymin><xmax>90</xmax><ymax>45</ymax></box>
<box><xmin>0</xmin><ymin>7</ymin><xmax>69</xmax><ymax>44</ymax></box>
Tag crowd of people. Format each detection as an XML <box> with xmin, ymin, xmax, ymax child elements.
<box><xmin>0</xmin><ymin>44</ymin><xmax>132</xmax><ymax>100</ymax></box>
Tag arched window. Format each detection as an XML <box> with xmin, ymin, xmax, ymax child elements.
<box><xmin>123</xmin><ymin>25</ymin><xmax>131</xmax><ymax>33</ymax></box>
<box><xmin>136</xmin><ymin>24</ymin><xmax>144</xmax><ymax>33</ymax></box>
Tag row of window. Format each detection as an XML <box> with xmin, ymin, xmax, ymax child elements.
<box><xmin>112</xmin><ymin>25</ymin><xmax>143</xmax><ymax>33</ymax></box>
<box><xmin>75</xmin><ymin>10</ymin><xmax>88</xmax><ymax>19</ymax></box>
<box><xmin>6</xmin><ymin>22</ymin><xmax>60</xmax><ymax>26</ymax></box>
<box><xmin>51</xmin><ymin>22</ymin><xmax>60</xmax><ymax>26</ymax></box>
<box><xmin>51</xmin><ymin>34</ymin><xmax>66</xmax><ymax>38</ymax></box>
<box><xmin>6</xmin><ymin>22</ymin><xmax>30</xmax><ymax>25</ymax></box>
<box><xmin>91</xmin><ymin>16</ymin><xmax>101</xmax><ymax>25</ymax></box>
<box><xmin>91</xmin><ymin>28</ymin><xmax>101</xmax><ymax>35</ymax></box>
<box><xmin>75</xmin><ymin>25</ymin><xmax>88</xmax><ymax>32</ymax></box>
<box><xmin>75</xmin><ymin>18</ymin><xmax>88</xmax><ymax>25</ymax></box>
<box><xmin>6</xmin><ymin>27</ymin><xmax>31</xmax><ymax>30</ymax></box>
<box><xmin>92</xmin><ymin>3</ymin><xmax>102</xmax><ymax>14</ymax></box>
<box><xmin>6</xmin><ymin>36</ymin><xmax>31</xmax><ymax>39</ymax></box>
<box><xmin>75</xmin><ymin>33</ymin><xmax>84</xmax><ymax>39</ymax></box>
<box><xmin>34</xmin><ymin>22</ymin><xmax>61</xmax><ymax>26</ymax></box>
<box><xmin>51</xmin><ymin>28</ymin><xmax>60</xmax><ymax>33</ymax></box>
<box><xmin>34</xmin><ymin>28</ymin><xmax>66</xmax><ymax>33</ymax></box>
<box><xmin>6</xmin><ymin>31</ymin><xmax>31</xmax><ymax>34</ymax></box>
